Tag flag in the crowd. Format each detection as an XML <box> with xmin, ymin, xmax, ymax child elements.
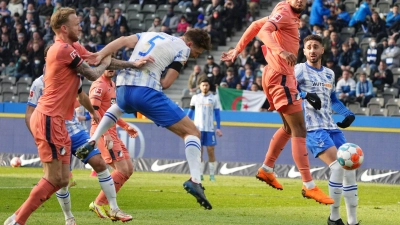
<box><xmin>217</xmin><ymin>87</ymin><xmax>266</xmax><ymax>111</ymax></box>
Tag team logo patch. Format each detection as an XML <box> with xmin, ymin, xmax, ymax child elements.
<box><xmin>270</xmin><ymin>13</ymin><xmax>283</xmax><ymax>22</ymax></box>
<box><xmin>29</xmin><ymin>90</ymin><xmax>34</xmax><ymax>97</ymax></box>
<box><xmin>94</xmin><ymin>88</ymin><xmax>103</xmax><ymax>96</ymax></box>
<box><xmin>69</xmin><ymin>50</ymin><xmax>79</xmax><ymax>59</ymax></box>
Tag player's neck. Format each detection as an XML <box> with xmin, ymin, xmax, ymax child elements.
<box><xmin>56</xmin><ymin>33</ymin><xmax>74</xmax><ymax>45</ymax></box>
<box><xmin>307</xmin><ymin>61</ymin><xmax>322</xmax><ymax>70</ymax></box>
<box><xmin>201</xmin><ymin>91</ymin><xmax>209</xmax><ymax>96</ymax></box>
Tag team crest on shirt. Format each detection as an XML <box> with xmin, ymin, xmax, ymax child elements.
<box><xmin>94</xmin><ymin>88</ymin><xmax>103</xmax><ymax>96</ymax></box>
<box><xmin>29</xmin><ymin>90</ymin><xmax>34</xmax><ymax>97</ymax></box>
<box><xmin>270</xmin><ymin>13</ymin><xmax>283</xmax><ymax>22</ymax></box>
<box><xmin>69</xmin><ymin>50</ymin><xmax>79</xmax><ymax>59</ymax></box>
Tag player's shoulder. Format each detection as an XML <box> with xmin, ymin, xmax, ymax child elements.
<box><xmin>323</xmin><ymin>67</ymin><xmax>335</xmax><ymax>77</ymax></box>
<box><xmin>273</xmin><ymin>2</ymin><xmax>292</xmax><ymax>15</ymax></box>
<box><xmin>294</xmin><ymin>63</ymin><xmax>306</xmax><ymax>73</ymax></box>
<box><xmin>91</xmin><ymin>80</ymin><xmax>107</xmax><ymax>89</ymax></box>
<box><xmin>32</xmin><ymin>75</ymin><xmax>44</xmax><ymax>88</ymax></box>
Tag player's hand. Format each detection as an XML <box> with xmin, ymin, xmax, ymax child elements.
<box><xmin>221</xmin><ymin>49</ymin><xmax>239</xmax><ymax>63</ymax></box>
<box><xmin>337</xmin><ymin>115</ymin><xmax>355</xmax><ymax>129</ymax></box>
<box><xmin>84</xmin><ymin>52</ymin><xmax>103</xmax><ymax>66</ymax></box>
<box><xmin>103</xmin><ymin>133</ymin><xmax>113</xmax><ymax>149</ymax></box>
<box><xmin>279</xmin><ymin>51</ymin><xmax>297</xmax><ymax>67</ymax></box>
<box><xmin>125</xmin><ymin>125</ymin><xmax>138</xmax><ymax>138</ymax></box>
<box><xmin>305</xmin><ymin>92</ymin><xmax>322</xmax><ymax>110</ymax></box>
<box><xmin>133</xmin><ymin>55</ymin><xmax>155</xmax><ymax>68</ymax></box>
<box><xmin>91</xmin><ymin>111</ymin><xmax>100</xmax><ymax>124</ymax></box>
<box><xmin>216</xmin><ymin>129</ymin><xmax>223</xmax><ymax>137</ymax></box>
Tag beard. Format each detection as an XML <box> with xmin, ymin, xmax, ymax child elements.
<box><xmin>68</xmin><ymin>32</ymin><xmax>79</xmax><ymax>42</ymax></box>
<box><xmin>309</xmin><ymin>54</ymin><xmax>322</xmax><ymax>63</ymax></box>
<box><xmin>290</xmin><ymin>5</ymin><xmax>304</xmax><ymax>14</ymax></box>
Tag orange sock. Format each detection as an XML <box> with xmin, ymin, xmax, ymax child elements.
<box><xmin>95</xmin><ymin>170</ymin><xmax>129</xmax><ymax>205</ymax></box>
<box><xmin>264</xmin><ymin>127</ymin><xmax>291</xmax><ymax>167</ymax></box>
<box><xmin>291</xmin><ymin>137</ymin><xmax>313</xmax><ymax>182</ymax></box>
<box><xmin>15</xmin><ymin>178</ymin><xmax>60</xmax><ymax>225</ymax></box>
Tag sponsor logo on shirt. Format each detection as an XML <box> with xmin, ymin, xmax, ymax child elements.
<box><xmin>94</xmin><ymin>88</ymin><xmax>102</xmax><ymax>96</ymax></box>
<box><xmin>312</xmin><ymin>82</ymin><xmax>332</xmax><ymax>89</ymax></box>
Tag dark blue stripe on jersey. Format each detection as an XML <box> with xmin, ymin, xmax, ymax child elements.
<box><xmin>268</xmin><ymin>21</ymin><xmax>278</xmax><ymax>31</ymax></box>
<box><xmin>46</xmin><ymin>115</ymin><xmax>58</xmax><ymax>160</ymax></box>
<box><xmin>281</xmin><ymin>75</ymin><xmax>293</xmax><ymax>104</ymax></box>
<box><xmin>109</xmin><ymin>149</ymin><xmax>116</xmax><ymax>160</ymax></box>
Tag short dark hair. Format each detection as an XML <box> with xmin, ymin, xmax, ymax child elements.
<box><xmin>303</xmin><ymin>34</ymin><xmax>323</xmax><ymax>45</ymax></box>
<box><xmin>184</xmin><ymin>28</ymin><xmax>212</xmax><ymax>51</ymax></box>
<box><xmin>199</xmin><ymin>78</ymin><xmax>211</xmax><ymax>85</ymax></box>
<box><xmin>343</xmin><ymin>69</ymin><xmax>353</xmax><ymax>76</ymax></box>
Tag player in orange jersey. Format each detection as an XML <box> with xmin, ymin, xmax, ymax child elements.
<box><xmin>221</xmin><ymin>0</ymin><xmax>333</xmax><ymax>205</ymax></box>
<box><xmin>87</xmin><ymin>69</ymin><xmax>138</xmax><ymax>219</ymax></box>
<box><xmin>4</xmin><ymin>7</ymin><xmax>150</xmax><ymax>225</ymax></box>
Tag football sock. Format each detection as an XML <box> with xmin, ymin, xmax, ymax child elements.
<box><xmin>184</xmin><ymin>135</ymin><xmax>202</xmax><ymax>183</ymax></box>
<box><xmin>343</xmin><ymin>169</ymin><xmax>358</xmax><ymax>225</ymax></box>
<box><xmin>328</xmin><ymin>160</ymin><xmax>344</xmax><ymax>221</ymax></box>
<box><xmin>200</xmin><ymin>161</ymin><xmax>205</xmax><ymax>176</ymax></box>
<box><xmin>95</xmin><ymin>169</ymin><xmax>119</xmax><ymax>210</ymax></box>
<box><xmin>209</xmin><ymin>161</ymin><xmax>216</xmax><ymax>176</ymax></box>
<box><xmin>90</xmin><ymin>104</ymin><xmax>123</xmax><ymax>143</ymax></box>
<box><xmin>264</xmin><ymin>127</ymin><xmax>291</xmax><ymax>168</ymax></box>
<box><xmin>56</xmin><ymin>187</ymin><xmax>74</xmax><ymax>220</ymax></box>
<box><xmin>261</xmin><ymin>164</ymin><xmax>274</xmax><ymax>173</ymax></box>
<box><xmin>291</xmin><ymin>137</ymin><xmax>314</xmax><ymax>184</ymax></box>
<box><xmin>15</xmin><ymin>178</ymin><xmax>60</xmax><ymax>225</ymax></box>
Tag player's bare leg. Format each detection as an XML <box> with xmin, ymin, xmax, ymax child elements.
<box><xmin>206</xmin><ymin>146</ymin><xmax>216</xmax><ymax>182</ymax></box>
<box><xmin>168</xmin><ymin>116</ymin><xmax>212</xmax><ymax>210</ymax></box>
<box><xmin>284</xmin><ymin>110</ymin><xmax>333</xmax><ymax>205</ymax></box>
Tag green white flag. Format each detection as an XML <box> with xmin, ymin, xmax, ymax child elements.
<box><xmin>217</xmin><ymin>87</ymin><xmax>266</xmax><ymax>111</ymax></box>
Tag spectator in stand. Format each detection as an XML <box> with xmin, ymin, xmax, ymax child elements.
<box><xmin>205</xmin><ymin>0</ymin><xmax>223</xmax><ymax>21</ymax></box>
<box><xmin>235</xmin><ymin>83</ymin><xmax>242</xmax><ymax>90</ymax></box>
<box><xmin>241</xmin><ymin>69</ymin><xmax>254</xmax><ymax>90</ymax></box>
<box><xmin>371</xmin><ymin>60</ymin><xmax>394</xmax><ymax>91</ymax></box>
<box><xmin>204</xmin><ymin>55</ymin><xmax>219</xmax><ymax>75</ymax></box>
<box><xmin>88</xmin><ymin>28</ymin><xmax>102</xmax><ymax>47</ymax></box>
<box><xmin>248</xmin><ymin>0</ymin><xmax>259</xmax><ymax>21</ymax></box>
<box><xmin>29</xmin><ymin>43</ymin><xmax>44</xmax><ymax>80</ymax></box>
<box><xmin>238</xmin><ymin>62</ymin><xmax>253</xmax><ymax>79</ymax></box>
<box><xmin>325</xmin><ymin>57</ymin><xmax>342</xmax><ymax>85</ymax></box>
<box><xmin>250</xmin><ymin>82</ymin><xmax>260</xmax><ymax>92</ymax></box>
<box><xmin>10</xmin><ymin>12</ymin><xmax>21</xmax><ymax>29</ymax></box>
<box><xmin>0</xmin><ymin>0</ymin><xmax>11</xmax><ymax>24</ymax></box>
<box><xmin>187</xmin><ymin>64</ymin><xmax>205</xmax><ymax>94</ymax></box>
<box><xmin>207</xmin><ymin>10</ymin><xmax>225</xmax><ymax>45</ymax></box>
<box><xmin>367</xmin><ymin>11</ymin><xmax>387</xmax><ymax>43</ymax></box>
<box><xmin>356</xmin><ymin>72</ymin><xmax>374</xmax><ymax>107</ymax></box>
<box><xmin>235</xmin><ymin>48</ymin><xmax>253</xmax><ymax>69</ymax></box>
<box><xmin>298</xmin><ymin>18</ymin><xmax>312</xmax><ymax>63</ymax></box>
<box><xmin>179</xmin><ymin>0</ymin><xmax>192</xmax><ymax>7</ymax></box>
<box><xmin>8</xmin><ymin>0</ymin><xmax>23</xmax><ymax>18</ymax></box>
<box><xmin>147</xmin><ymin>17</ymin><xmax>162</xmax><ymax>32</ymax></box>
<box><xmin>327</xmin><ymin>45</ymin><xmax>341</xmax><ymax>66</ymax></box>
<box><xmin>15</xmin><ymin>52</ymin><xmax>30</xmax><ymax>80</ymax></box>
<box><xmin>336</xmin><ymin>4</ymin><xmax>350</xmax><ymax>30</ymax></box>
<box><xmin>105</xmin><ymin>15</ymin><xmax>119</xmax><ymax>38</ymax></box>
<box><xmin>310</xmin><ymin>0</ymin><xmax>330</xmax><ymax>29</ymax></box>
<box><xmin>348</xmin><ymin>0</ymin><xmax>371</xmax><ymax>30</ymax></box>
<box><xmin>222</xmin><ymin>0</ymin><xmax>236</xmax><ymax>42</ymax></box>
<box><xmin>381</xmin><ymin>38</ymin><xmax>400</xmax><ymax>69</ymax></box>
<box><xmin>176</xmin><ymin>16</ymin><xmax>190</xmax><ymax>36</ymax></box>
<box><xmin>99</xmin><ymin>7</ymin><xmax>111</xmax><ymax>29</ymax></box>
<box><xmin>42</xmin><ymin>18</ymin><xmax>53</xmax><ymax>42</ymax></box>
<box><xmin>1</xmin><ymin>59</ymin><xmax>16</xmax><ymax>79</ymax></box>
<box><xmin>234</xmin><ymin>0</ymin><xmax>247</xmax><ymax>31</ymax></box>
<box><xmin>53</xmin><ymin>1</ymin><xmax>62</xmax><ymax>13</ymax></box>
<box><xmin>114</xmin><ymin>7</ymin><xmax>128</xmax><ymax>32</ymax></box>
<box><xmin>117</xmin><ymin>25</ymin><xmax>129</xmax><ymax>38</ymax></box>
<box><xmin>186</xmin><ymin>0</ymin><xmax>204</xmax><ymax>25</ymax></box>
<box><xmin>95</xmin><ymin>24</ymin><xmax>104</xmax><ymax>44</ymax></box>
<box><xmin>23</xmin><ymin>12</ymin><xmax>37</xmax><ymax>32</ymax></box>
<box><xmin>26</xmin><ymin>31</ymin><xmax>44</xmax><ymax>53</ymax></box>
<box><xmin>336</xmin><ymin>70</ymin><xmax>356</xmax><ymax>105</ymax></box>
<box><xmin>362</xmin><ymin>38</ymin><xmax>382</xmax><ymax>71</ymax></box>
<box><xmin>83</xmin><ymin>14</ymin><xmax>100</xmax><ymax>36</ymax></box>
<box><xmin>194</xmin><ymin>13</ymin><xmax>206</xmax><ymax>29</ymax></box>
<box><xmin>83</xmin><ymin>7</ymin><xmax>98</xmax><ymax>24</ymax></box>
<box><xmin>104</xmin><ymin>30</ymin><xmax>115</xmax><ymax>45</ymax></box>
<box><xmin>37</xmin><ymin>0</ymin><xmax>53</xmax><ymax>25</ymax></box>
<box><xmin>221</xmin><ymin>67</ymin><xmax>238</xmax><ymax>89</ymax></box>
<box><xmin>249</xmin><ymin>39</ymin><xmax>266</xmax><ymax>66</ymax></box>
<box><xmin>219</xmin><ymin>58</ymin><xmax>238</xmax><ymax>77</ymax></box>
<box><xmin>208</xmin><ymin>66</ymin><xmax>224</xmax><ymax>93</ymax></box>
<box><xmin>323</xmin><ymin>31</ymin><xmax>341</xmax><ymax>62</ymax></box>
<box><xmin>255</xmin><ymin>75</ymin><xmax>263</xmax><ymax>91</ymax></box>
<box><xmin>13</xmin><ymin>32</ymin><xmax>27</xmax><ymax>60</ymax></box>
<box><xmin>348</xmin><ymin>37</ymin><xmax>360</xmax><ymax>55</ymax></box>
<box><xmin>339</xmin><ymin>42</ymin><xmax>361</xmax><ymax>72</ymax></box>
<box><xmin>386</xmin><ymin>5</ymin><xmax>400</xmax><ymax>28</ymax></box>
<box><xmin>0</xmin><ymin>32</ymin><xmax>12</xmax><ymax>65</ymax></box>
<box><xmin>161</xmin><ymin>7</ymin><xmax>179</xmax><ymax>33</ymax></box>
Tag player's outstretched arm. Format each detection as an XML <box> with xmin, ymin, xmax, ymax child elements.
<box><xmin>78</xmin><ymin>91</ymin><xmax>100</xmax><ymax>124</ymax></box>
<box><xmin>107</xmin><ymin>56</ymin><xmax>155</xmax><ymax>71</ymax></box>
<box><xmin>330</xmin><ymin>91</ymin><xmax>355</xmax><ymax>128</ymax></box>
<box><xmin>75</xmin><ymin>55</ymin><xmax>111</xmax><ymax>81</ymax></box>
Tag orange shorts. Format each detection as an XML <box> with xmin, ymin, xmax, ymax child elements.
<box><xmin>92</xmin><ymin>127</ymin><xmax>130</xmax><ymax>164</ymax></box>
<box><xmin>262</xmin><ymin>66</ymin><xmax>303</xmax><ymax>115</ymax></box>
<box><xmin>30</xmin><ymin>110</ymin><xmax>71</xmax><ymax>164</ymax></box>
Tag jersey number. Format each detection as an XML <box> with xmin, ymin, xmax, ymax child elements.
<box><xmin>138</xmin><ymin>35</ymin><xmax>165</xmax><ymax>56</ymax></box>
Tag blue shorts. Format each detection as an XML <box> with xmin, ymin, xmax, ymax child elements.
<box><xmin>70</xmin><ymin>130</ymin><xmax>101</xmax><ymax>164</ymax></box>
<box><xmin>200</xmin><ymin>131</ymin><xmax>217</xmax><ymax>146</ymax></box>
<box><xmin>116</xmin><ymin>86</ymin><xmax>186</xmax><ymax>127</ymax></box>
<box><xmin>306</xmin><ymin>129</ymin><xmax>346</xmax><ymax>158</ymax></box>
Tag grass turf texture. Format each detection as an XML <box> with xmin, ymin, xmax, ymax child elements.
<box><xmin>0</xmin><ymin>167</ymin><xmax>399</xmax><ymax>225</ymax></box>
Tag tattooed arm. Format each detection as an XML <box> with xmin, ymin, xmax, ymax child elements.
<box><xmin>75</xmin><ymin>55</ymin><xmax>111</xmax><ymax>81</ymax></box>
<box><xmin>107</xmin><ymin>58</ymin><xmax>136</xmax><ymax>70</ymax></box>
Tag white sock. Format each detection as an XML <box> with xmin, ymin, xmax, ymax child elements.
<box><xmin>262</xmin><ymin>164</ymin><xmax>274</xmax><ymax>172</ymax></box>
<box><xmin>200</xmin><ymin>161</ymin><xmax>205</xmax><ymax>176</ymax></box>
<box><xmin>97</xmin><ymin>169</ymin><xmax>119</xmax><ymax>210</ymax></box>
<box><xmin>55</xmin><ymin>187</ymin><xmax>74</xmax><ymax>220</ymax></box>
<box><xmin>303</xmin><ymin>180</ymin><xmax>316</xmax><ymax>189</ymax></box>
<box><xmin>343</xmin><ymin>169</ymin><xmax>358</xmax><ymax>225</ymax></box>
<box><xmin>328</xmin><ymin>160</ymin><xmax>344</xmax><ymax>221</ymax></box>
<box><xmin>90</xmin><ymin>104</ymin><xmax>123</xmax><ymax>143</ymax></box>
<box><xmin>184</xmin><ymin>135</ymin><xmax>202</xmax><ymax>183</ymax></box>
<box><xmin>209</xmin><ymin>161</ymin><xmax>216</xmax><ymax>176</ymax></box>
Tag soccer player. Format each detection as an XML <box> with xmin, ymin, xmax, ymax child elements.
<box><xmin>220</xmin><ymin>0</ymin><xmax>333</xmax><ymax>204</ymax></box>
<box><xmin>296</xmin><ymin>34</ymin><xmax>358</xmax><ymax>225</ymax></box>
<box><xmin>187</xmin><ymin>79</ymin><xmax>223</xmax><ymax>182</ymax></box>
<box><xmin>88</xmin><ymin>69</ymin><xmax>137</xmax><ymax>218</ymax></box>
<box><xmin>78</xmin><ymin>29</ymin><xmax>213</xmax><ymax>209</ymax></box>
<box><xmin>4</xmin><ymin>7</ymin><xmax>148</xmax><ymax>225</ymax></box>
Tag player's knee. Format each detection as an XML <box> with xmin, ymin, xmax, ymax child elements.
<box><xmin>88</xmin><ymin>155</ymin><xmax>107</xmax><ymax>172</ymax></box>
<box><xmin>189</xmin><ymin>128</ymin><xmax>201</xmax><ymax>139</ymax></box>
<box><xmin>290</xmin><ymin>123</ymin><xmax>307</xmax><ymax>137</ymax></box>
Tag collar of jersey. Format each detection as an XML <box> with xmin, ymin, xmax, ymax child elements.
<box><xmin>305</xmin><ymin>62</ymin><xmax>324</xmax><ymax>72</ymax></box>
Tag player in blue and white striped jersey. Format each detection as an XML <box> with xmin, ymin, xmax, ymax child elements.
<box><xmin>188</xmin><ymin>79</ymin><xmax>223</xmax><ymax>182</ymax></box>
<box><xmin>296</xmin><ymin>35</ymin><xmax>359</xmax><ymax>225</ymax></box>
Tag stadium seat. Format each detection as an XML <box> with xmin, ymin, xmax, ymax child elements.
<box><xmin>110</xmin><ymin>0</ymin><xmax>122</xmax><ymax>5</ymax></box>
<box><xmin>127</xmin><ymin>4</ymin><xmax>142</xmax><ymax>15</ymax></box>
<box><xmin>386</xmin><ymin>98</ymin><xmax>400</xmax><ymax>107</ymax></box>
<box><xmin>19</xmin><ymin>92</ymin><xmax>29</xmax><ymax>103</ymax></box>
<box><xmin>3</xmin><ymin>95</ymin><xmax>18</xmax><ymax>102</ymax></box>
<box><xmin>130</xmin><ymin>23</ymin><xmax>146</xmax><ymax>33</ymax></box>
<box><xmin>360</xmin><ymin>38</ymin><xmax>373</xmax><ymax>57</ymax></box>
<box><xmin>1</xmin><ymin>86</ymin><xmax>16</xmax><ymax>95</ymax></box>
<box><xmin>348</xmin><ymin>102</ymin><xmax>361</xmax><ymax>112</ymax></box>
<box><xmin>389</xmin><ymin>109</ymin><xmax>400</xmax><ymax>117</ymax></box>
<box><xmin>113</xmin><ymin>3</ymin><xmax>126</xmax><ymax>12</ymax></box>
<box><xmin>129</xmin><ymin>13</ymin><xmax>145</xmax><ymax>25</ymax></box>
<box><xmin>377</xmin><ymin>0</ymin><xmax>391</xmax><ymax>14</ymax></box>
<box><xmin>354</xmin><ymin>107</ymin><xmax>369</xmax><ymax>116</ymax></box>
<box><xmin>82</xmin><ymin>84</ymin><xmax>91</xmax><ymax>95</ymax></box>
<box><xmin>340</xmin><ymin>27</ymin><xmax>356</xmax><ymax>42</ymax></box>
<box><xmin>17</xmin><ymin>86</ymin><xmax>30</xmax><ymax>95</ymax></box>
<box><xmin>0</xmin><ymin>95</ymin><xmax>2</xmax><ymax>102</ymax></box>
<box><xmin>355</xmin><ymin>32</ymin><xmax>365</xmax><ymax>45</ymax></box>
<box><xmin>82</xmin><ymin>78</ymin><xmax>92</xmax><ymax>86</ymax></box>
<box><xmin>354</xmin><ymin>67</ymin><xmax>371</xmax><ymax>80</ymax></box>
<box><xmin>144</xmin><ymin>14</ymin><xmax>159</xmax><ymax>30</ymax></box>
<box><xmin>157</xmin><ymin>4</ymin><xmax>169</xmax><ymax>13</ymax></box>
<box><xmin>382</xmin><ymin>93</ymin><xmax>395</xmax><ymax>105</ymax></box>
<box><xmin>181</xmin><ymin>96</ymin><xmax>191</xmax><ymax>108</ymax></box>
<box><xmin>1</xmin><ymin>76</ymin><xmax>16</xmax><ymax>89</ymax></box>
<box><xmin>98</xmin><ymin>3</ymin><xmax>111</xmax><ymax>13</ymax></box>
<box><xmin>141</xmin><ymin>4</ymin><xmax>157</xmax><ymax>14</ymax></box>
<box><xmin>344</xmin><ymin>1</ymin><xmax>357</xmax><ymax>14</ymax></box>
<box><xmin>370</xmin><ymin>108</ymin><xmax>387</xmax><ymax>116</ymax></box>
<box><xmin>260</xmin><ymin>0</ymin><xmax>271</xmax><ymax>8</ymax></box>
<box><xmin>386</xmin><ymin>103</ymin><xmax>399</xmax><ymax>116</ymax></box>
<box><xmin>173</xmin><ymin>5</ymin><xmax>186</xmax><ymax>14</ymax></box>
<box><xmin>367</xmin><ymin>97</ymin><xmax>384</xmax><ymax>111</ymax></box>
<box><xmin>17</xmin><ymin>77</ymin><xmax>32</xmax><ymax>85</ymax></box>
<box><xmin>384</xmin><ymin>87</ymin><xmax>399</xmax><ymax>97</ymax></box>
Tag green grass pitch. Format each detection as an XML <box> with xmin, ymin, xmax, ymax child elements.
<box><xmin>1</xmin><ymin>167</ymin><xmax>399</xmax><ymax>225</ymax></box>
